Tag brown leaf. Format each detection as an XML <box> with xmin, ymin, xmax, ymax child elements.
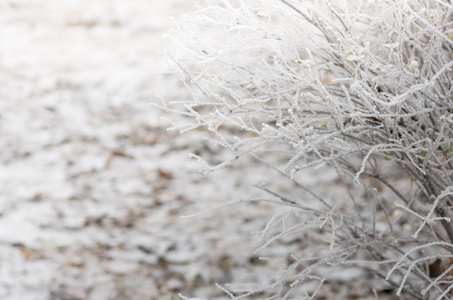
<box><xmin>13</xmin><ymin>243</ymin><xmax>40</xmax><ymax>260</ymax></box>
<box><xmin>157</xmin><ymin>169</ymin><xmax>173</xmax><ymax>180</ymax></box>
<box><xmin>429</xmin><ymin>257</ymin><xmax>453</xmax><ymax>277</ymax></box>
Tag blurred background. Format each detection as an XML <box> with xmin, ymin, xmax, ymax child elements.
<box><xmin>0</xmin><ymin>1</ymin><xmax>278</xmax><ymax>299</ymax></box>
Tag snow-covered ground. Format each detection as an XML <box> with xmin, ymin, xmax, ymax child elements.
<box><xmin>2</xmin><ymin>0</ymin><xmax>404</xmax><ymax>299</ymax></box>
<box><xmin>0</xmin><ymin>1</ymin><xmax>289</xmax><ymax>299</ymax></box>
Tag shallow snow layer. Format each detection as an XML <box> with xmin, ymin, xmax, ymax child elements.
<box><xmin>0</xmin><ymin>1</ymin><xmax>400</xmax><ymax>299</ymax></box>
<box><xmin>0</xmin><ymin>1</ymin><xmax>285</xmax><ymax>299</ymax></box>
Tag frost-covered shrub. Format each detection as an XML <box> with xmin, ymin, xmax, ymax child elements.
<box><xmin>163</xmin><ymin>0</ymin><xmax>453</xmax><ymax>298</ymax></box>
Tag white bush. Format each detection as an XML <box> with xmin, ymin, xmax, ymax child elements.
<box><xmin>164</xmin><ymin>0</ymin><xmax>453</xmax><ymax>298</ymax></box>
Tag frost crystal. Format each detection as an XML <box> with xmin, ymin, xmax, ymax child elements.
<box><xmin>408</xmin><ymin>60</ymin><xmax>419</xmax><ymax>72</ymax></box>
